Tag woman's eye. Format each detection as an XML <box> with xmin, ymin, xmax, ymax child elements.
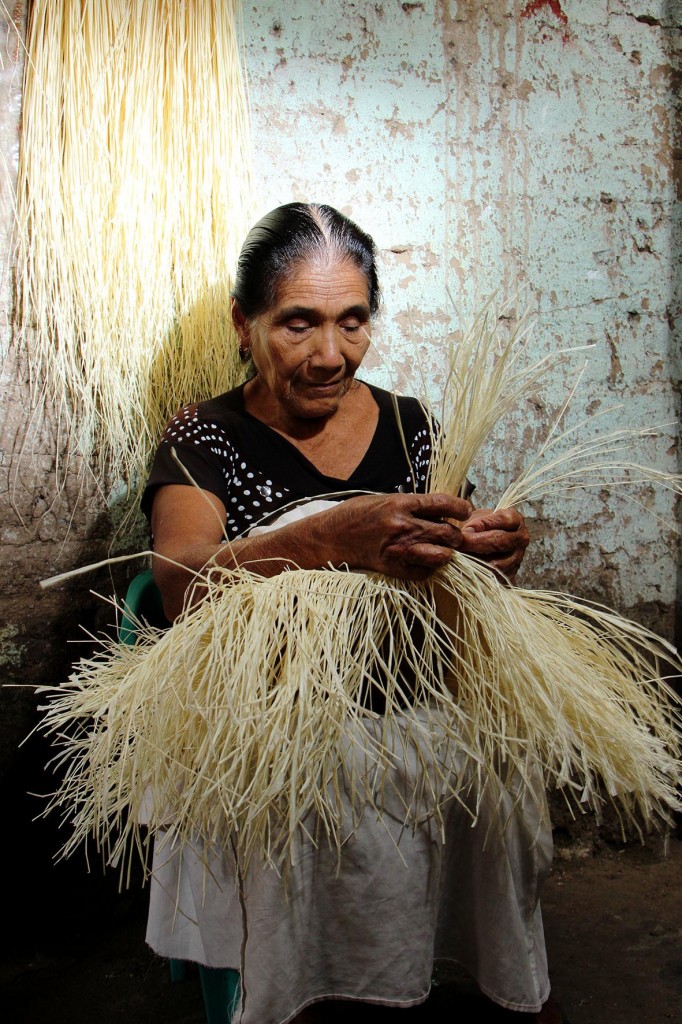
<box><xmin>286</xmin><ymin>323</ymin><xmax>310</xmax><ymax>335</ymax></box>
<box><xmin>340</xmin><ymin>321</ymin><xmax>362</xmax><ymax>334</ymax></box>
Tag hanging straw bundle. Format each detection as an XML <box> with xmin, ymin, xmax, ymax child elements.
<box><xmin>14</xmin><ymin>0</ymin><xmax>252</xmax><ymax>491</ymax></box>
<box><xmin>36</xmin><ymin>308</ymin><xmax>682</xmax><ymax>877</ymax></box>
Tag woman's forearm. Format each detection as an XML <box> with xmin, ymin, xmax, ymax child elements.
<box><xmin>153</xmin><ymin>532</ymin><xmax>325</xmax><ymax>621</ymax></box>
<box><xmin>152</xmin><ymin>492</ymin><xmax>472</xmax><ymax>622</ymax></box>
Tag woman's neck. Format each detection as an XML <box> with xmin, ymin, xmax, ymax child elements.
<box><xmin>243</xmin><ymin>378</ymin><xmax>380</xmax><ymax>479</ymax></box>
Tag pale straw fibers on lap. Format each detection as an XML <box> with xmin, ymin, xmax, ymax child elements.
<box><xmin>36</xmin><ymin>306</ymin><xmax>682</xmax><ymax>879</ymax></box>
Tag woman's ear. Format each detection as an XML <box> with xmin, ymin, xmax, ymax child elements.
<box><xmin>231</xmin><ymin>299</ymin><xmax>251</xmax><ymax>348</ymax></box>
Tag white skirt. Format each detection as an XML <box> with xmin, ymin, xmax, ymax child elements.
<box><xmin>146</xmin><ymin>712</ymin><xmax>553</xmax><ymax>1023</ymax></box>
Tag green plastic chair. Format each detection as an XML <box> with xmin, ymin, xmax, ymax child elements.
<box><xmin>120</xmin><ymin>568</ymin><xmax>241</xmax><ymax>1024</ymax></box>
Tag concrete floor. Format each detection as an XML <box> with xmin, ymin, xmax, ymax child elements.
<box><xmin>1</xmin><ymin>834</ymin><xmax>680</xmax><ymax>1024</ymax></box>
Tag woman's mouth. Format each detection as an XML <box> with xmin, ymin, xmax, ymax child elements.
<box><xmin>301</xmin><ymin>380</ymin><xmax>343</xmax><ymax>393</ymax></box>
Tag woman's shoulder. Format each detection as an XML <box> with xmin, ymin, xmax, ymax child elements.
<box><xmin>190</xmin><ymin>383</ymin><xmax>247</xmax><ymax>425</ymax></box>
<box><xmin>364</xmin><ymin>382</ymin><xmax>432</xmax><ymax>432</ymax></box>
<box><xmin>197</xmin><ymin>383</ymin><xmax>247</xmax><ymax>419</ymax></box>
<box><xmin>160</xmin><ymin>384</ymin><xmax>247</xmax><ymax>441</ymax></box>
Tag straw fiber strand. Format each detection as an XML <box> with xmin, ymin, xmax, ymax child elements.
<box><xmin>15</xmin><ymin>0</ymin><xmax>251</xmax><ymax>493</ymax></box>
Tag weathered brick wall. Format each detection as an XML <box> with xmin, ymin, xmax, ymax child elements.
<box><xmin>0</xmin><ymin>1</ymin><xmax>679</xmax><ymax>880</ymax></box>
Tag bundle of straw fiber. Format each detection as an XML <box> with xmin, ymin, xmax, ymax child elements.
<box><xmin>37</xmin><ymin>307</ymin><xmax>682</xmax><ymax>877</ymax></box>
<box><xmin>14</xmin><ymin>0</ymin><xmax>251</xmax><ymax>491</ymax></box>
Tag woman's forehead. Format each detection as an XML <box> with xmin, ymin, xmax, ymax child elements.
<box><xmin>271</xmin><ymin>258</ymin><xmax>370</xmax><ymax>312</ymax></box>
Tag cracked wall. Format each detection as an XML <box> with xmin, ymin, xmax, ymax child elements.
<box><xmin>243</xmin><ymin>0</ymin><xmax>680</xmax><ymax>633</ymax></box>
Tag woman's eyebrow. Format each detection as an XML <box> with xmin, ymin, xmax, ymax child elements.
<box><xmin>340</xmin><ymin>303</ymin><xmax>371</xmax><ymax>320</ymax></box>
<box><xmin>276</xmin><ymin>303</ymin><xmax>370</xmax><ymax>322</ymax></box>
<box><xmin>276</xmin><ymin>305</ymin><xmax>316</xmax><ymax>321</ymax></box>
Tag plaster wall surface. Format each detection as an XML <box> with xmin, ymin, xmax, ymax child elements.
<box><xmin>0</xmin><ymin>1</ymin><xmax>679</xmax><ymax>773</ymax></box>
<box><xmin>242</xmin><ymin>0</ymin><xmax>680</xmax><ymax>628</ymax></box>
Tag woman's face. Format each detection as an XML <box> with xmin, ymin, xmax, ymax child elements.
<box><xmin>234</xmin><ymin>258</ymin><xmax>372</xmax><ymax>422</ymax></box>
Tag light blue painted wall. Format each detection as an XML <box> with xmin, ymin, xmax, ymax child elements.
<box><xmin>242</xmin><ymin>0</ymin><xmax>680</xmax><ymax>626</ymax></box>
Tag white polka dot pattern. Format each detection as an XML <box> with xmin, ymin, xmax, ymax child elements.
<box><xmin>159</xmin><ymin>405</ymin><xmax>292</xmax><ymax>537</ymax></box>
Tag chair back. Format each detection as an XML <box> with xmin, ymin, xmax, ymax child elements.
<box><xmin>119</xmin><ymin>568</ymin><xmax>169</xmax><ymax>645</ymax></box>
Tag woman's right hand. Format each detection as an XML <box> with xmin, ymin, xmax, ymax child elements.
<box><xmin>320</xmin><ymin>492</ymin><xmax>472</xmax><ymax>580</ymax></box>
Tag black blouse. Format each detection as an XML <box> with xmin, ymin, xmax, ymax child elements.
<box><xmin>142</xmin><ymin>382</ymin><xmax>435</xmax><ymax>537</ymax></box>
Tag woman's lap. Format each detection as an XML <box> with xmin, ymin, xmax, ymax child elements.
<box><xmin>146</xmin><ymin>719</ymin><xmax>552</xmax><ymax>1023</ymax></box>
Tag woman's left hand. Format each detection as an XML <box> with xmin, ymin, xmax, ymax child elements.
<box><xmin>458</xmin><ymin>507</ymin><xmax>529</xmax><ymax>581</ymax></box>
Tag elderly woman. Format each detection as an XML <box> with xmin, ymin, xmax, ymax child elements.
<box><xmin>142</xmin><ymin>204</ymin><xmax>559</xmax><ymax>1023</ymax></box>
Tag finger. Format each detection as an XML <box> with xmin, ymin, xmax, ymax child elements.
<box><xmin>380</xmin><ymin>544</ymin><xmax>454</xmax><ymax>579</ymax></box>
<box><xmin>459</xmin><ymin>528</ymin><xmax>526</xmax><ymax>558</ymax></box>
<box><xmin>386</xmin><ymin>528</ymin><xmax>460</xmax><ymax>567</ymax></box>
<box><xmin>463</xmin><ymin>508</ymin><xmax>523</xmax><ymax>533</ymax></box>
<box><xmin>423</xmin><ymin>520</ymin><xmax>465</xmax><ymax>549</ymax></box>
<box><xmin>404</xmin><ymin>542</ymin><xmax>457</xmax><ymax>570</ymax></box>
<box><xmin>412</xmin><ymin>492</ymin><xmax>472</xmax><ymax>523</ymax></box>
<box><xmin>488</xmin><ymin>550</ymin><xmax>524</xmax><ymax>570</ymax></box>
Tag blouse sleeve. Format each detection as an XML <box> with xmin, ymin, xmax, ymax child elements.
<box><xmin>141</xmin><ymin>404</ymin><xmax>235</xmax><ymax>521</ymax></box>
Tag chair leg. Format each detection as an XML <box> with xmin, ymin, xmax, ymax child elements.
<box><xmin>198</xmin><ymin>966</ymin><xmax>241</xmax><ymax>1024</ymax></box>
<box><xmin>169</xmin><ymin>958</ymin><xmax>189</xmax><ymax>982</ymax></box>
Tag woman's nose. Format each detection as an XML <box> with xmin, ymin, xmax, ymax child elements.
<box><xmin>310</xmin><ymin>324</ymin><xmax>344</xmax><ymax>368</ymax></box>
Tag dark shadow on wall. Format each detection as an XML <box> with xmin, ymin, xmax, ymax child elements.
<box><xmin>0</xmin><ymin>280</ymin><xmax>244</xmax><ymax>961</ymax></box>
<box><xmin>0</xmin><ymin>548</ymin><xmax>146</xmax><ymax>960</ymax></box>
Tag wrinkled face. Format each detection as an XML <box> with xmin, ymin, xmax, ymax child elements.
<box><xmin>234</xmin><ymin>257</ymin><xmax>372</xmax><ymax>421</ymax></box>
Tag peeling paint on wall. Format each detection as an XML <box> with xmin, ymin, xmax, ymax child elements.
<box><xmin>241</xmin><ymin>0</ymin><xmax>680</xmax><ymax>626</ymax></box>
<box><xmin>520</xmin><ymin>1</ymin><xmax>571</xmax><ymax>44</ymax></box>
